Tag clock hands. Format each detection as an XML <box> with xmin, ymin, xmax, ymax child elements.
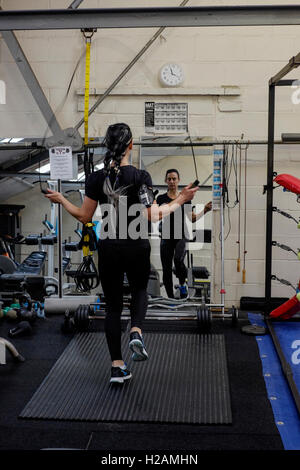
<box><xmin>169</xmin><ymin>66</ymin><xmax>179</xmax><ymax>78</ymax></box>
<box><xmin>160</xmin><ymin>64</ymin><xmax>183</xmax><ymax>85</ymax></box>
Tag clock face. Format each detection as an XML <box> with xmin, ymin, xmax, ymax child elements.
<box><xmin>159</xmin><ymin>63</ymin><xmax>184</xmax><ymax>87</ymax></box>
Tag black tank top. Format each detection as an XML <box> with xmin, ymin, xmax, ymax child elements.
<box><xmin>85</xmin><ymin>165</ymin><xmax>152</xmax><ymax>240</ymax></box>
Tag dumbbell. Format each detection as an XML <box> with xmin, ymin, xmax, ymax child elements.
<box><xmin>18</xmin><ymin>294</ymin><xmax>32</xmax><ymax>310</ymax></box>
<box><xmin>8</xmin><ymin>321</ymin><xmax>32</xmax><ymax>338</ymax></box>
<box><xmin>0</xmin><ymin>294</ymin><xmax>32</xmax><ymax>320</ymax></box>
<box><xmin>17</xmin><ymin>308</ymin><xmax>37</xmax><ymax>324</ymax></box>
<box><xmin>61</xmin><ymin>309</ymin><xmax>75</xmax><ymax>334</ymax></box>
<box><xmin>61</xmin><ymin>305</ymin><xmax>103</xmax><ymax>333</ymax></box>
<box><xmin>1</xmin><ymin>306</ymin><xmax>18</xmax><ymax>321</ymax></box>
<box><xmin>0</xmin><ymin>306</ymin><xmax>37</xmax><ymax>323</ymax></box>
<box><xmin>73</xmin><ymin>304</ymin><xmax>94</xmax><ymax>331</ymax></box>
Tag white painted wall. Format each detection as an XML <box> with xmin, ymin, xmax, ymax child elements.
<box><xmin>1</xmin><ymin>0</ymin><xmax>300</xmax><ymax>305</ymax></box>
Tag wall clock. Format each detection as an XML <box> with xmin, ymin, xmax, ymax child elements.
<box><xmin>159</xmin><ymin>63</ymin><xmax>184</xmax><ymax>87</ymax></box>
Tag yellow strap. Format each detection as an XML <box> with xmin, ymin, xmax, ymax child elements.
<box><xmin>84</xmin><ymin>40</ymin><xmax>91</xmax><ymax>146</ymax></box>
<box><xmin>82</xmin><ymin>222</ymin><xmax>95</xmax><ymax>257</ymax></box>
<box><xmin>83</xmin><ymin>235</ymin><xmax>90</xmax><ymax>258</ymax></box>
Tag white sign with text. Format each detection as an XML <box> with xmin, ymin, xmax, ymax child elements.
<box><xmin>49</xmin><ymin>146</ymin><xmax>74</xmax><ymax>180</ymax></box>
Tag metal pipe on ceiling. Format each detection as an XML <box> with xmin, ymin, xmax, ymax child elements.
<box><xmin>1</xmin><ymin>6</ymin><xmax>300</xmax><ymax>31</ymax></box>
<box><xmin>0</xmin><ymin>139</ymin><xmax>300</xmax><ymax>152</ymax></box>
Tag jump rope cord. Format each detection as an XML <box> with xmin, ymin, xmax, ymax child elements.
<box><xmin>237</xmin><ymin>142</ymin><xmax>242</xmax><ymax>272</ymax></box>
<box><xmin>221</xmin><ymin>139</ymin><xmax>249</xmax><ymax>283</ymax></box>
<box><xmin>243</xmin><ymin>145</ymin><xmax>247</xmax><ymax>283</ymax></box>
<box><xmin>220</xmin><ymin>141</ymin><xmax>239</xmax><ymax>242</ymax></box>
<box><xmin>236</xmin><ymin>140</ymin><xmax>249</xmax><ymax>283</ymax></box>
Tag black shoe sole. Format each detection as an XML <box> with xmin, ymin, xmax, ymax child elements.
<box><xmin>110</xmin><ymin>373</ymin><xmax>132</xmax><ymax>384</ymax></box>
<box><xmin>129</xmin><ymin>339</ymin><xmax>148</xmax><ymax>361</ymax></box>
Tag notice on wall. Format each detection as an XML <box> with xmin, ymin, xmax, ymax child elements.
<box><xmin>49</xmin><ymin>146</ymin><xmax>74</xmax><ymax>180</ymax></box>
<box><xmin>145</xmin><ymin>101</ymin><xmax>155</xmax><ymax>133</ymax></box>
<box><xmin>145</xmin><ymin>101</ymin><xmax>188</xmax><ymax>134</ymax></box>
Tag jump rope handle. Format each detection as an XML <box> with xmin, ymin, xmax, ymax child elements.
<box><xmin>237</xmin><ymin>258</ymin><xmax>240</xmax><ymax>273</ymax></box>
<box><xmin>242</xmin><ymin>269</ymin><xmax>246</xmax><ymax>284</ymax></box>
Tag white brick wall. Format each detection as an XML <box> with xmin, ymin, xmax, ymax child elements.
<box><xmin>1</xmin><ymin>0</ymin><xmax>300</xmax><ymax>306</ymax></box>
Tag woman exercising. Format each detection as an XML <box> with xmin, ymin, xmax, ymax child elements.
<box><xmin>44</xmin><ymin>123</ymin><xmax>198</xmax><ymax>384</ymax></box>
<box><xmin>157</xmin><ymin>169</ymin><xmax>212</xmax><ymax>299</ymax></box>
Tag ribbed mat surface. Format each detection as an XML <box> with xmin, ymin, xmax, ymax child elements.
<box><xmin>19</xmin><ymin>332</ymin><xmax>232</xmax><ymax>424</ymax></box>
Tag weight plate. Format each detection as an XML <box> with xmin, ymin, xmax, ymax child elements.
<box><xmin>74</xmin><ymin>304</ymin><xmax>90</xmax><ymax>331</ymax></box>
<box><xmin>197</xmin><ymin>305</ymin><xmax>212</xmax><ymax>332</ymax></box>
<box><xmin>241</xmin><ymin>325</ymin><xmax>267</xmax><ymax>336</ymax></box>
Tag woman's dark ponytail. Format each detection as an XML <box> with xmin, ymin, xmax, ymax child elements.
<box><xmin>102</xmin><ymin>123</ymin><xmax>133</xmax><ymax>205</ymax></box>
<box><xmin>103</xmin><ymin>149</ymin><xmax>117</xmax><ymax>175</ymax></box>
<box><xmin>103</xmin><ymin>123</ymin><xmax>132</xmax><ymax>175</ymax></box>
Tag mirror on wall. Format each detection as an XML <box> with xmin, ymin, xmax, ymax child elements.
<box><xmin>140</xmin><ymin>135</ymin><xmax>213</xmax><ymax>299</ymax></box>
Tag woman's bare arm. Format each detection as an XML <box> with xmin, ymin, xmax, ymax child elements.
<box><xmin>187</xmin><ymin>201</ymin><xmax>212</xmax><ymax>222</ymax></box>
<box><xmin>44</xmin><ymin>189</ymin><xmax>98</xmax><ymax>224</ymax></box>
<box><xmin>146</xmin><ymin>184</ymin><xmax>199</xmax><ymax>222</ymax></box>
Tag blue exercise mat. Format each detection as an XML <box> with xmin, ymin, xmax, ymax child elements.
<box><xmin>248</xmin><ymin>313</ymin><xmax>300</xmax><ymax>450</ymax></box>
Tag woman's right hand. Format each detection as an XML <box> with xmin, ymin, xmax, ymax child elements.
<box><xmin>179</xmin><ymin>183</ymin><xmax>199</xmax><ymax>203</ymax></box>
<box><xmin>44</xmin><ymin>188</ymin><xmax>64</xmax><ymax>204</ymax></box>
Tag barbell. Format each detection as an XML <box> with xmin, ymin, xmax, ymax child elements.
<box><xmin>61</xmin><ymin>303</ymin><xmax>239</xmax><ymax>333</ymax></box>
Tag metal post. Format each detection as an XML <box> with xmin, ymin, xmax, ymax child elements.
<box><xmin>47</xmin><ymin>181</ymin><xmax>57</xmax><ymax>279</ymax></box>
<box><xmin>264</xmin><ymin>83</ymin><xmax>275</xmax><ymax>312</ymax></box>
<box><xmin>57</xmin><ymin>179</ymin><xmax>63</xmax><ymax>299</ymax></box>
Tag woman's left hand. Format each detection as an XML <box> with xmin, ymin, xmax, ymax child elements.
<box><xmin>204</xmin><ymin>201</ymin><xmax>212</xmax><ymax>213</ymax></box>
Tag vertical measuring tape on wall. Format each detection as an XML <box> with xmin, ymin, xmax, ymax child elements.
<box><xmin>81</xmin><ymin>29</ymin><xmax>96</xmax><ymax>146</ymax></box>
<box><xmin>84</xmin><ymin>39</ymin><xmax>91</xmax><ymax>146</ymax></box>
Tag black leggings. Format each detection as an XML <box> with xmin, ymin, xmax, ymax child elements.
<box><xmin>160</xmin><ymin>238</ymin><xmax>187</xmax><ymax>298</ymax></box>
<box><xmin>98</xmin><ymin>239</ymin><xmax>151</xmax><ymax>361</ymax></box>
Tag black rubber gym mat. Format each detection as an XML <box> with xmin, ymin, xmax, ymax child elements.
<box><xmin>19</xmin><ymin>332</ymin><xmax>232</xmax><ymax>424</ymax></box>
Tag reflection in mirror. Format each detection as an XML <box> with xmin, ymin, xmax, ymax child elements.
<box><xmin>140</xmin><ymin>136</ymin><xmax>213</xmax><ymax>300</ymax></box>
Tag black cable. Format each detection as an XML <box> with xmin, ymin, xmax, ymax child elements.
<box><xmin>218</xmin><ymin>141</ymin><xmax>241</xmax><ymax>244</ymax></box>
<box><xmin>220</xmin><ymin>140</ymin><xmax>243</xmax><ymax>243</ymax></box>
<box><xmin>75</xmin><ymin>224</ymin><xmax>100</xmax><ymax>292</ymax></box>
<box><xmin>188</xmin><ymin>133</ymin><xmax>199</xmax><ymax>181</ymax></box>
<box><xmin>74</xmin><ymin>255</ymin><xmax>100</xmax><ymax>293</ymax></box>
<box><xmin>223</xmin><ymin>141</ymin><xmax>239</xmax><ymax>209</ymax></box>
